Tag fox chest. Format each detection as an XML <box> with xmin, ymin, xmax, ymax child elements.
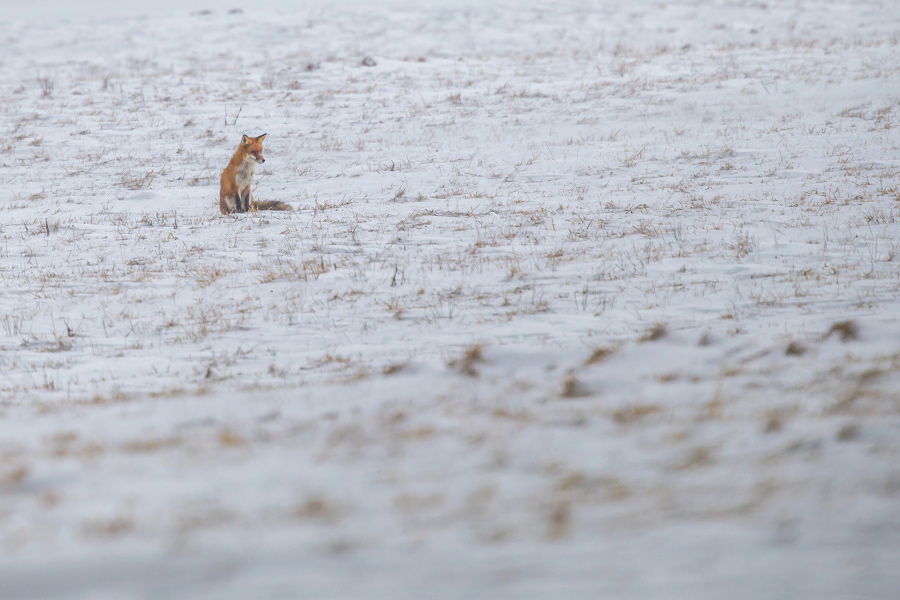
<box><xmin>236</xmin><ymin>159</ymin><xmax>256</xmax><ymax>190</ymax></box>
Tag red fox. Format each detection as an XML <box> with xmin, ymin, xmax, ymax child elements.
<box><xmin>219</xmin><ymin>133</ymin><xmax>291</xmax><ymax>214</ymax></box>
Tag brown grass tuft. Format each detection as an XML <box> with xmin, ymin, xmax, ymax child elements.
<box><xmin>611</xmin><ymin>403</ymin><xmax>661</xmax><ymax>424</ymax></box>
<box><xmin>2</xmin><ymin>466</ymin><xmax>29</xmax><ymax>488</ymax></box>
<box><xmin>449</xmin><ymin>344</ymin><xmax>485</xmax><ymax>377</ymax></box>
<box><xmin>826</xmin><ymin>320</ymin><xmax>859</xmax><ymax>342</ymax></box>
<box><xmin>383</xmin><ymin>362</ymin><xmax>409</xmax><ymax>376</ymax></box>
<box><xmin>84</xmin><ymin>516</ymin><xmax>134</xmax><ymax>538</ymax></box>
<box><xmin>785</xmin><ymin>341</ymin><xmax>806</xmax><ymax>356</ymax></box>
<box><xmin>672</xmin><ymin>446</ymin><xmax>714</xmax><ymax>470</ymax></box>
<box><xmin>295</xmin><ymin>494</ymin><xmax>341</xmax><ymax>523</ymax></box>
<box><xmin>584</xmin><ymin>346</ymin><xmax>616</xmax><ymax>366</ymax></box>
<box><xmin>219</xmin><ymin>428</ymin><xmax>245</xmax><ymax>447</ymax></box>
<box><xmin>639</xmin><ymin>323</ymin><xmax>668</xmax><ymax>342</ymax></box>
<box><xmin>560</xmin><ymin>374</ymin><xmax>591</xmax><ymax>399</ymax></box>
<box><xmin>545</xmin><ymin>498</ymin><xmax>572</xmax><ymax>540</ymax></box>
<box><xmin>764</xmin><ymin>411</ymin><xmax>785</xmax><ymax>434</ymax></box>
<box><xmin>836</xmin><ymin>423</ymin><xmax>860</xmax><ymax>442</ymax></box>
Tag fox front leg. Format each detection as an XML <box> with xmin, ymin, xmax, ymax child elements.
<box><xmin>236</xmin><ymin>189</ymin><xmax>249</xmax><ymax>212</ymax></box>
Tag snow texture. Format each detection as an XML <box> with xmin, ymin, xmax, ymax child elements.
<box><xmin>1</xmin><ymin>0</ymin><xmax>899</xmax><ymax>597</ymax></box>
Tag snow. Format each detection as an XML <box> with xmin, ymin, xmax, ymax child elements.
<box><xmin>1</xmin><ymin>0</ymin><xmax>900</xmax><ymax>597</ymax></box>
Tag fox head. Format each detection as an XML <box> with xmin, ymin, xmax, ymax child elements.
<box><xmin>241</xmin><ymin>133</ymin><xmax>267</xmax><ymax>164</ymax></box>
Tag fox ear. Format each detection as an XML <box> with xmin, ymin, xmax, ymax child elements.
<box><xmin>257</xmin><ymin>133</ymin><xmax>267</xmax><ymax>142</ymax></box>
<box><xmin>241</xmin><ymin>134</ymin><xmax>250</xmax><ymax>145</ymax></box>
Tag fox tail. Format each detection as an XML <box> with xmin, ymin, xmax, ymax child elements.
<box><xmin>252</xmin><ymin>200</ymin><xmax>292</xmax><ymax>212</ymax></box>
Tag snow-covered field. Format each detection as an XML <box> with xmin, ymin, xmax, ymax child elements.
<box><xmin>2</xmin><ymin>0</ymin><xmax>900</xmax><ymax>597</ymax></box>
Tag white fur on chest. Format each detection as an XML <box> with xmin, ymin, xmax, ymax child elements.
<box><xmin>236</xmin><ymin>158</ymin><xmax>256</xmax><ymax>189</ymax></box>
